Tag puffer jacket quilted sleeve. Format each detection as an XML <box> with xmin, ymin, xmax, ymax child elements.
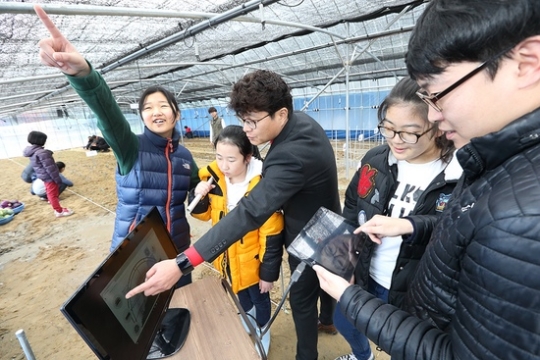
<box><xmin>338</xmin><ymin>107</ymin><xmax>540</xmax><ymax>360</ymax></box>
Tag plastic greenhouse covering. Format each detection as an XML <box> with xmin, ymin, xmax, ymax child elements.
<box><xmin>0</xmin><ymin>0</ymin><xmax>428</xmax><ymax>159</ymax></box>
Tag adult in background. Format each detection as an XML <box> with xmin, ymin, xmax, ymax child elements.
<box><xmin>128</xmin><ymin>69</ymin><xmax>341</xmax><ymax>360</ymax></box>
<box><xmin>316</xmin><ymin>0</ymin><xmax>540</xmax><ymax>359</ymax></box>
<box><xmin>85</xmin><ymin>134</ymin><xmax>110</xmax><ymax>152</ymax></box>
<box><xmin>184</xmin><ymin>125</ymin><xmax>193</xmax><ymax>139</ymax></box>
<box><xmin>208</xmin><ymin>106</ymin><xmax>225</xmax><ymax>143</ymax></box>
<box><xmin>35</xmin><ymin>6</ymin><xmax>200</xmax><ymax>290</ymax></box>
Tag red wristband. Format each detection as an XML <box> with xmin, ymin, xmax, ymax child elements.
<box><xmin>184</xmin><ymin>246</ymin><xmax>204</xmax><ymax>267</ymax></box>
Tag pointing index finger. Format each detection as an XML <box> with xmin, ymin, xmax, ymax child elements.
<box><xmin>125</xmin><ymin>282</ymin><xmax>151</xmax><ymax>299</ymax></box>
<box><xmin>34</xmin><ymin>5</ymin><xmax>64</xmax><ymax>39</ymax></box>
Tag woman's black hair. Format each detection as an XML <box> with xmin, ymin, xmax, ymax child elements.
<box><xmin>56</xmin><ymin>161</ymin><xmax>66</xmax><ymax>171</ymax></box>
<box><xmin>27</xmin><ymin>131</ymin><xmax>47</xmax><ymax>146</ymax></box>
<box><xmin>138</xmin><ymin>86</ymin><xmax>180</xmax><ymax>121</ymax></box>
<box><xmin>377</xmin><ymin>77</ymin><xmax>454</xmax><ymax>163</ymax></box>
<box><xmin>213</xmin><ymin>125</ymin><xmax>262</xmax><ymax>160</ymax></box>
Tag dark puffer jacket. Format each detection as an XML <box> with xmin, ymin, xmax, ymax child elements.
<box><xmin>339</xmin><ymin>107</ymin><xmax>540</xmax><ymax>359</ymax></box>
<box><xmin>66</xmin><ymin>64</ymin><xmax>200</xmax><ymax>254</ymax></box>
<box><xmin>343</xmin><ymin>145</ymin><xmax>460</xmax><ymax>309</ymax></box>
<box><xmin>23</xmin><ymin>145</ymin><xmax>62</xmax><ymax>185</ymax></box>
<box><xmin>112</xmin><ymin>127</ymin><xmax>194</xmax><ymax>253</ymax></box>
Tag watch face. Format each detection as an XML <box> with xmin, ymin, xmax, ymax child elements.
<box><xmin>176</xmin><ymin>253</ymin><xmax>194</xmax><ymax>274</ymax></box>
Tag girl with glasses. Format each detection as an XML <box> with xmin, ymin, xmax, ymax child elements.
<box><xmin>333</xmin><ymin>77</ymin><xmax>461</xmax><ymax>360</ymax></box>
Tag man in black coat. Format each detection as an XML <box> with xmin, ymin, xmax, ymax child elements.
<box><xmin>128</xmin><ymin>70</ymin><xmax>341</xmax><ymax>360</ymax></box>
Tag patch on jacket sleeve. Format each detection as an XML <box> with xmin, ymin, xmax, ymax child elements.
<box><xmin>436</xmin><ymin>193</ymin><xmax>451</xmax><ymax>212</ymax></box>
<box><xmin>183</xmin><ymin>162</ymin><xmax>191</xmax><ymax>170</ymax></box>
<box><xmin>357</xmin><ymin>164</ymin><xmax>378</xmax><ymax>199</ymax></box>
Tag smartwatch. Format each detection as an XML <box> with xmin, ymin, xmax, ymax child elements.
<box><xmin>175</xmin><ymin>252</ymin><xmax>194</xmax><ymax>275</ymax></box>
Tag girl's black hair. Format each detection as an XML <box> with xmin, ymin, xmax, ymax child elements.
<box><xmin>138</xmin><ymin>86</ymin><xmax>180</xmax><ymax>121</ymax></box>
<box><xmin>213</xmin><ymin>125</ymin><xmax>262</xmax><ymax>160</ymax></box>
<box><xmin>377</xmin><ymin>77</ymin><xmax>454</xmax><ymax>163</ymax></box>
<box><xmin>56</xmin><ymin>161</ymin><xmax>66</xmax><ymax>171</ymax></box>
<box><xmin>27</xmin><ymin>131</ymin><xmax>47</xmax><ymax>146</ymax></box>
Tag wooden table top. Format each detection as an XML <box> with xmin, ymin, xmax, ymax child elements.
<box><xmin>168</xmin><ymin>277</ymin><xmax>260</xmax><ymax>360</ymax></box>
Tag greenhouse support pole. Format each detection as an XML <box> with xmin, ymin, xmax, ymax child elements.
<box><xmin>345</xmin><ymin>25</ymin><xmax>351</xmax><ymax>179</ymax></box>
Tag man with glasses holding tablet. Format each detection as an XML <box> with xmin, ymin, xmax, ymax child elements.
<box><xmin>314</xmin><ymin>0</ymin><xmax>540</xmax><ymax>359</ymax></box>
<box><xmin>129</xmin><ymin>70</ymin><xmax>341</xmax><ymax>360</ymax></box>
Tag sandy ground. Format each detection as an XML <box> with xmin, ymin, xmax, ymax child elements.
<box><xmin>0</xmin><ymin>138</ymin><xmax>389</xmax><ymax>360</ymax></box>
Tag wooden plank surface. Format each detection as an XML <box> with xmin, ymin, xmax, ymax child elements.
<box><xmin>168</xmin><ymin>277</ymin><xmax>260</xmax><ymax>360</ymax></box>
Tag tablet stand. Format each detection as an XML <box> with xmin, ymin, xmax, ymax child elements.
<box><xmin>146</xmin><ymin>308</ymin><xmax>191</xmax><ymax>359</ymax></box>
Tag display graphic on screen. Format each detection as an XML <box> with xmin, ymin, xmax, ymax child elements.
<box><xmin>100</xmin><ymin>228</ymin><xmax>168</xmax><ymax>343</ymax></box>
<box><xmin>287</xmin><ymin>207</ymin><xmax>365</xmax><ymax>281</ymax></box>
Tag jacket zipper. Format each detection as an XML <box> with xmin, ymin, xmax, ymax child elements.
<box><xmin>165</xmin><ymin>139</ymin><xmax>173</xmax><ymax>233</ymax></box>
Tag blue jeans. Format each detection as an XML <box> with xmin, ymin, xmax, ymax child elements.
<box><xmin>334</xmin><ymin>277</ymin><xmax>389</xmax><ymax>360</ymax></box>
<box><xmin>237</xmin><ymin>283</ymin><xmax>271</xmax><ymax>327</ymax></box>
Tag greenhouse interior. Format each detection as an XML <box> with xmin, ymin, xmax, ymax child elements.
<box><xmin>4</xmin><ymin>1</ymin><xmax>540</xmax><ymax>360</ymax></box>
<box><xmin>1</xmin><ymin>0</ymin><xmax>426</xmax><ymax>162</ymax></box>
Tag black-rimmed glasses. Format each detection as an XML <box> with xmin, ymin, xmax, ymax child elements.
<box><xmin>237</xmin><ymin>113</ymin><xmax>271</xmax><ymax>130</ymax></box>
<box><xmin>416</xmin><ymin>46</ymin><xmax>514</xmax><ymax>112</ymax></box>
<box><xmin>378</xmin><ymin>124</ymin><xmax>434</xmax><ymax>144</ymax></box>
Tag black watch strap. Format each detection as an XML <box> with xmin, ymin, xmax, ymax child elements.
<box><xmin>175</xmin><ymin>252</ymin><xmax>194</xmax><ymax>275</ymax></box>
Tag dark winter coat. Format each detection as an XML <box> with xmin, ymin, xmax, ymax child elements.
<box><xmin>21</xmin><ymin>162</ymin><xmax>36</xmax><ymax>183</ymax></box>
<box><xmin>343</xmin><ymin>145</ymin><xmax>460</xmax><ymax>308</ymax></box>
<box><xmin>338</xmin><ymin>107</ymin><xmax>540</xmax><ymax>360</ymax></box>
<box><xmin>23</xmin><ymin>145</ymin><xmax>62</xmax><ymax>185</ymax></box>
<box><xmin>66</xmin><ymin>64</ymin><xmax>200</xmax><ymax>253</ymax></box>
<box><xmin>112</xmin><ymin>127</ymin><xmax>195</xmax><ymax>252</ymax></box>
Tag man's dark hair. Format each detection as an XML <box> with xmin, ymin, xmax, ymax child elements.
<box><xmin>229</xmin><ymin>70</ymin><xmax>293</xmax><ymax>119</ymax></box>
<box><xmin>56</xmin><ymin>161</ymin><xmax>66</xmax><ymax>171</ymax></box>
<box><xmin>406</xmin><ymin>0</ymin><xmax>540</xmax><ymax>80</ymax></box>
<box><xmin>27</xmin><ymin>131</ymin><xmax>47</xmax><ymax>146</ymax></box>
<box><xmin>208</xmin><ymin>107</ymin><xmax>217</xmax><ymax>113</ymax></box>
<box><xmin>138</xmin><ymin>86</ymin><xmax>180</xmax><ymax>121</ymax></box>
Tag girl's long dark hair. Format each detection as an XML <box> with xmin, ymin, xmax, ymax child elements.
<box><xmin>214</xmin><ymin>125</ymin><xmax>262</xmax><ymax>160</ymax></box>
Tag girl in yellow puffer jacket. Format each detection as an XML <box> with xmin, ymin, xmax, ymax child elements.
<box><xmin>190</xmin><ymin>125</ymin><xmax>284</xmax><ymax>334</ymax></box>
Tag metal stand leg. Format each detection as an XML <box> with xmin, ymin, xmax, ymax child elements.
<box><xmin>15</xmin><ymin>329</ymin><xmax>36</xmax><ymax>360</ymax></box>
<box><xmin>220</xmin><ymin>279</ymin><xmax>267</xmax><ymax>360</ymax></box>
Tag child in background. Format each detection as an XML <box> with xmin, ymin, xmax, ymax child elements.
<box><xmin>334</xmin><ymin>77</ymin><xmax>460</xmax><ymax>360</ymax></box>
<box><xmin>190</xmin><ymin>125</ymin><xmax>284</xmax><ymax>354</ymax></box>
<box><xmin>32</xmin><ymin>161</ymin><xmax>74</xmax><ymax>201</ymax></box>
<box><xmin>23</xmin><ymin>131</ymin><xmax>74</xmax><ymax>217</ymax></box>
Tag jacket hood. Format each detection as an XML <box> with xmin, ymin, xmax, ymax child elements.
<box><xmin>23</xmin><ymin>145</ymin><xmax>43</xmax><ymax>157</ymax></box>
<box><xmin>246</xmin><ymin>158</ymin><xmax>263</xmax><ymax>182</ymax></box>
